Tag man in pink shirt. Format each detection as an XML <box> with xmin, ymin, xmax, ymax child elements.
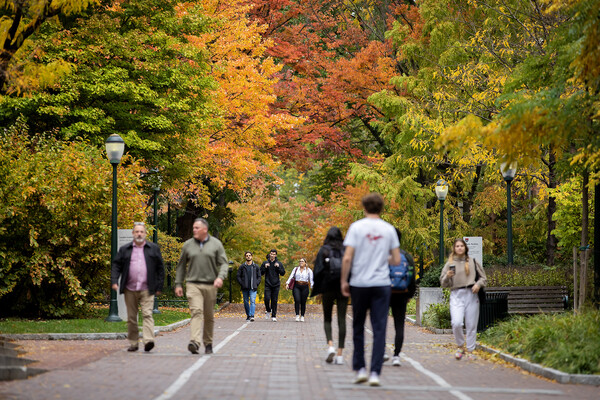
<box><xmin>112</xmin><ymin>222</ymin><xmax>165</xmax><ymax>352</ymax></box>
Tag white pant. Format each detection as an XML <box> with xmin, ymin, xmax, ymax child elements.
<box><xmin>450</xmin><ymin>288</ymin><xmax>480</xmax><ymax>351</ymax></box>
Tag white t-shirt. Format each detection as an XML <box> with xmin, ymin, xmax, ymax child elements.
<box><xmin>343</xmin><ymin>217</ymin><xmax>399</xmax><ymax>287</ymax></box>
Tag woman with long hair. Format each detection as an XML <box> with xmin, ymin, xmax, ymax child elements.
<box><xmin>311</xmin><ymin>226</ymin><xmax>348</xmax><ymax>365</ymax></box>
<box><xmin>440</xmin><ymin>238</ymin><xmax>487</xmax><ymax>360</ymax></box>
<box><xmin>286</xmin><ymin>258</ymin><xmax>314</xmax><ymax>322</ymax></box>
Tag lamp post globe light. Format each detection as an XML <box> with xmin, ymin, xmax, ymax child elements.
<box><xmin>435</xmin><ymin>179</ymin><xmax>449</xmax><ymax>266</ymax></box>
<box><xmin>152</xmin><ymin>173</ymin><xmax>162</xmax><ymax>314</ymax></box>
<box><xmin>501</xmin><ymin>163</ymin><xmax>517</xmax><ymax>266</ymax></box>
<box><xmin>105</xmin><ymin>134</ymin><xmax>125</xmax><ymax>322</ymax></box>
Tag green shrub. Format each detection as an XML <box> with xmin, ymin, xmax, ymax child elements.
<box><xmin>486</xmin><ymin>266</ymin><xmax>570</xmax><ymax>288</ymax></box>
<box><xmin>420</xmin><ymin>263</ymin><xmax>443</xmax><ymax>287</ymax></box>
<box><xmin>422</xmin><ymin>289</ymin><xmax>450</xmax><ymax>329</ymax></box>
<box><xmin>480</xmin><ymin>309</ymin><xmax>600</xmax><ymax>374</ymax></box>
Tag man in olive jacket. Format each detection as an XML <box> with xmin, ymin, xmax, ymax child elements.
<box><xmin>175</xmin><ymin>218</ymin><xmax>229</xmax><ymax>355</ymax></box>
<box><xmin>111</xmin><ymin>222</ymin><xmax>165</xmax><ymax>352</ymax></box>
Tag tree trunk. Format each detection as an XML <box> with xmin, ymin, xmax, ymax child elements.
<box><xmin>545</xmin><ymin>149</ymin><xmax>557</xmax><ymax>266</ymax></box>
<box><xmin>581</xmin><ymin>170</ymin><xmax>589</xmax><ymax>247</ymax></box>
<box><xmin>176</xmin><ymin>201</ymin><xmax>206</xmax><ymax>241</ymax></box>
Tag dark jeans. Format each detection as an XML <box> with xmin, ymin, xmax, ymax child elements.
<box><xmin>264</xmin><ymin>285</ymin><xmax>280</xmax><ymax>317</ymax></box>
<box><xmin>322</xmin><ymin>289</ymin><xmax>348</xmax><ymax>348</ymax></box>
<box><xmin>390</xmin><ymin>292</ymin><xmax>409</xmax><ymax>356</ymax></box>
<box><xmin>292</xmin><ymin>284</ymin><xmax>309</xmax><ymax>316</ymax></box>
<box><xmin>350</xmin><ymin>285</ymin><xmax>391</xmax><ymax>375</ymax></box>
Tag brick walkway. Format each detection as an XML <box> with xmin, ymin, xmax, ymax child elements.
<box><xmin>0</xmin><ymin>303</ymin><xmax>597</xmax><ymax>400</ymax></box>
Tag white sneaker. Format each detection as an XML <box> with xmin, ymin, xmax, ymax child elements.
<box><xmin>354</xmin><ymin>368</ymin><xmax>368</xmax><ymax>384</ymax></box>
<box><xmin>383</xmin><ymin>353</ymin><xmax>390</xmax><ymax>362</ymax></box>
<box><xmin>392</xmin><ymin>356</ymin><xmax>401</xmax><ymax>366</ymax></box>
<box><xmin>300</xmin><ymin>316</ymin><xmax>305</xmax><ymax>322</ymax></box>
<box><xmin>334</xmin><ymin>355</ymin><xmax>344</xmax><ymax>365</ymax></box>
<box><xmin>368</xmin><ymin>372</ymin><xmax>381</xmax><ymax>386</ymax></box>
<box><xmin>295</xmin><ymin>315</ymin><xmax>300</xmax><ymax>322</ymax></box>
<box><xmin>272</xmin><ymin>317</ymin><xmax>277</xmax><ymax>322</ymax></box>
<box><xmin>265</xmin><ymin>311</ymin><xmax>270</xmax><ymax>320</ymax></box>
<box><xmin>325</xmin><ymin>346</ymin><xmax>336</xmax><ymax>363</ymax></box>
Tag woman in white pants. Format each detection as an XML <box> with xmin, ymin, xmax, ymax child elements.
<box><xmin>440</xmin><ymin>238</ymin><xmax>487</xmax><ymax>360</ymax></box>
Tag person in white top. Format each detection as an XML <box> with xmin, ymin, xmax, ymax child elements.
<box><xmin>341</xmin><ymin>193</ymin><xmax>401</xmax><ymax>387</ymax></box>
<box><xmin>286</xmin><ymin>258</ymin><xmax>314</xmax><ymax>321</ymax></box>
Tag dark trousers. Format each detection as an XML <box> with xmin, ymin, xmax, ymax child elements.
<box><xmin>350</xmin><ymin>285</ymin><xmax>391</xmax><ymax>375</ymax></box>
<box><xmin>264</xmin><ymin>285</ymin><xmax>280</xmax><ymax>317</ymax></box>
<box><xmin>322</xmin><ymin>289</ymin><xmax>348</xmax><ymax>348</ymax></box>
<box><xmin>292</xmin><ymin>284</ymin><xmax>309</xmax><ymax>316</ymax></box>
<box><xmin>390</xmin><ymin>292</ymin><xmax>409</xmax><ymax>356</ymax></box>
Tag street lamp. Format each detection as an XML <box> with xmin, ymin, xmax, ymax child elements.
<box><xmin>105</xmin><ymin>134</ymin><xmax>125</xmax><ymax>322</ymax></box>
<box><xmin>501</xmin><ymin>163</ymin><xmax>517</xmax><ymax>265</ymax></box>
<box><xmin>435</xmin><ymin>179</ymin><xmax>449</xmax><ymax>266</ymax></box>
<box><xmin>152</xmin><ymin>173</ymin><xmax>162</xmax><ymax>314</ymax></box>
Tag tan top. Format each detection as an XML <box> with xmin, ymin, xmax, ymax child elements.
<box><xmin>440</xmin><ymin>256</ymin><xmax>487</xmax><ymax>290</ymax></box>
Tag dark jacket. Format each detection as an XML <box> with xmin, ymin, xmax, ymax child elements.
<box><xmin>311</xmin><ymin>244</ymin><xmax>344</xmax><ymax>297</ymax></box>
<box><xmin>237</xmin><ymin>262</ymin><xmax>261</xmax><ymax>291</ymax></box>
<box><xmin>111</xmin><ymin>241</ymin><xmax>165</xmax><ymax>295</ymax></box>
<box><xmin>260</xmin><ymin>256</ymin><xmax>285</xmax><ymax>287</ymax></box>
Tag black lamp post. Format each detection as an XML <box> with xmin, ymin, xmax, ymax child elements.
<box><xmin>501</xmin><ymin>163</ymin><xmax>517</xmax><ymax>265</ymax></box>
<box><xmin>105</xmin><ymin>134</ymin><xmax>125</xmax><ymax>322</ymax></box>
<box><xmin>152</xmin><ymin>173</ymin><xmax>162</xmax><ymax>314</ymax></box>
<box><xmin>228</xmin><ymin>261</ymin><xmax>234</xmax><ymax>304</ymax></box>
<box><xmin>435</xmin><ymin>179</ymin><xmax>449</xmax><ymax>266</ymax></box>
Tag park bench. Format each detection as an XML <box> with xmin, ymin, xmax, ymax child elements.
<box><xmin>485</xmin><ymin>286</ymin><xmax>568</xmax><ymax>314</ymax></box>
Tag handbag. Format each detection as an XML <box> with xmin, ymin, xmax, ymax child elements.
<box><xmin>288</xmin><ymin>268</ymin><xmax>297</xmax><ymax>290</ymax></box>
<box><xmin>474</xmin><ymin>259</ymin><xmax>486</xmax><ymax>304</ymax></box>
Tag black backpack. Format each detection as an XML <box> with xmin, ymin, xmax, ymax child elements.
<box><xmin>324</xmin><ymin>245</ymin><xmax>343</xmax><ymax>283</ymax></box>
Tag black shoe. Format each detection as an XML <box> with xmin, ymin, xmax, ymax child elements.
<box><xmin>205</xmin><ymin>344</ymin><xmax>213</xmax><ymax>354</ymax></box>
<box><xmin>250</xmin><ymin>316</ymin><xmax>255</xmax><ymax>322</ymax></box>
<box><xmin>127</xmin><ymin>345</ymin><xmax>139</xmax><ymax>352</ymax></box>
<box><xmin>188</xmin><ymin>341</ymin><xmax>200</xmax><ymax>354</ymax></box>
<box><xmin>144</xmin><ymin>342</ymin><xmax>155</xmax><ymax>352</ymax></box>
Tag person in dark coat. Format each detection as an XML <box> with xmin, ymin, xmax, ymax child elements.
<box><xmin>260</xmin><ymin>249</ymin><xmax>285</xmax><ymax>321</ymax></box>
<box><xmin>311</xmin><ymin>227</ymin><xmax>348</xmax><ymax>365</ymax></box>
<box><xmin>387</xmin><ymin>228</ymin><xmax>417</xmax><ymax>366</ymax></box>
<box><xmin>237</xmin><ymin>251</ymin><xmax>261</xmax><ymax>321</ymax></box>
<box><xmin>111</xmin><ymin>222</ymin><xmax>165</xmax><ymax>352</ymax></box>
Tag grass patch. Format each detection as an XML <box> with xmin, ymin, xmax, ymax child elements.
<box><xmin>0</xmin><ymin>307</ymin><xmax>190</xmax><ymax>334</ymax></box>
<box><xmin>479</xmin><ymin>309</ymin><xmax>600</xmax><ymax>375</ymax></box>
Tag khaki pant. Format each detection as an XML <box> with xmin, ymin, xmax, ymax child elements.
<box><xmin>186</xmin><ymin>283</ymin><xmax>217</xmax><ymax>346</ymax></box>
<box><xmin>124</xmin><ymin>289</ymin><xmax>155</xmax><ymax>347</ymax></box>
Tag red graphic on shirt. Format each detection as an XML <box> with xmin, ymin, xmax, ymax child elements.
<box><xmin>366</xmin><ymin>233</ymin><xmax>383</xmax><ymax>244</ymax></box>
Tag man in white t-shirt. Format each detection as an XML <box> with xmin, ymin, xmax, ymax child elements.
<box><xmin>341</xmin><ymin>193</ymin><xmax>401</xmax><ymax>387</ymax></box>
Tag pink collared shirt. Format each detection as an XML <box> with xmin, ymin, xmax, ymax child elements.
<box><xmin>126</xmin><ymin>241</ymin><xmax>148</xmax><ymax>291</ymax></box>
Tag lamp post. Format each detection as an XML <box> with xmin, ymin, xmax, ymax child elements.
<box><xmin>501</xmin><ymin>163</ymin><xmax>517</xmax><ymax>265</ymax></box>
<box><xmin>105</xmin><ymin>134</ymin><xmax>125</xmax><ymax>322</ymax></box>
<box><xmin>228</xmin><ymin>261</ymin><xmax>234</xmax><ymax>304</ymax></box>
<box><xmin>152</xmin><ymin>173</ymin><xmax>162</xmax><ymax>314</ymax></box>
<box><xmin>435</xmin><ymin>179</ymin><xmax>449</xmax><ymax>266</ymax></box>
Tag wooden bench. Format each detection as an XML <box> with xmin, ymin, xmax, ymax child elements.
<box><xmin>486</xmin><ymin>286</ymin><xmax>568</xmax><ymax>314</ymax></box>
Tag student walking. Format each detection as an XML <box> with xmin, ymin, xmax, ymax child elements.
<box><xmin>285</xmin><ymin>258</ymin><xmax>314</xmax><ymax>321</ymax></box>
<box><xmin>440</xmin><ymin>238</ymin><xmax>487</xmax><ymax>360</ymax></box>
<box><xmin>237</xmin><ymin>251</ymin><xmax>261</xmax><ymax>322</ymax></box>
<box><xmin>388</xmin><ymin>228</ymin><xmax>416</xmax><ymax>367</ymax></box>
<box><xmin>311</xmin><ymin>227</ymin><xmax>348</xmax><ymax>365</ymax></box>
<box><xmin>341</xmin><ymin>193</ymin><xmax>401</xmax><ymax>386</ymax></box>
<box><xmin>261</xmin><ymin>249</ymin><xmax>285</xmax><ymax>321</ymax></box>
<box><xmin>175</xmin><ymin>218</ymin><xmax>229</xmax><ymax>355</ymax></box>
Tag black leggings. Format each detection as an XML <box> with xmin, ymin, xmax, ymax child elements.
<box><xmin>292</xmin><ymin>284</ymin><xmax>309</xmax><ymax>316</ymax></box>
<box><xmin>322</xmin><ymin>289</ymin><xmax>348</xmax><ymax>348</ymax></box>
<box><xmin>389</xmin><ymin>292</ymin><xmax>409</xmax><ymax>356</ymax></box>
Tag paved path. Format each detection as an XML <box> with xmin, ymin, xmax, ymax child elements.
<box><xmin>0</xmin><ymin>304</ymin><xmax>597</xmax><ymax>400</ymax></box>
